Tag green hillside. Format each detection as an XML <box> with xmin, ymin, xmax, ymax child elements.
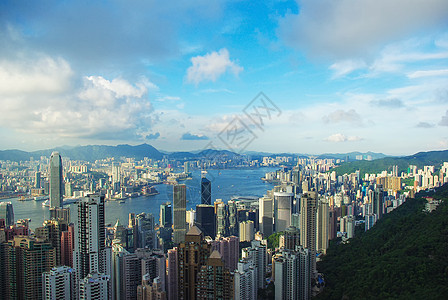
<box><xmin>316</xmin><ymin>184</ymin><xmax>448</xmax><ymax>300</ymax></box>
<box><xmin>332</xmin><ymin>150</ymin><xmax>448</xmax><ymax>177</ymax></box>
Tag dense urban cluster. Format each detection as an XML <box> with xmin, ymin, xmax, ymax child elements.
<box><xmin>0</xmin><ymin>151</ymin><xmax>447</xmax><ymax>300</ymax></box>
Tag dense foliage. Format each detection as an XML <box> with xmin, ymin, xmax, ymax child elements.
<box><xmin>267</xmin><ymin>232</ymin><xmax>283</xmax><ymax>250</ymax></box>
<box><xmin>332</xmin><ymin>150</ymin><xmax>448</xmax><ymax>177</ymax></box>
<box><xmin>316</xmin><ymin>184</ymin><xmax>448</xmax><ymax>300</ymax></box>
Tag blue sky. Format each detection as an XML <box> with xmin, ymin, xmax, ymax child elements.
<box><xmin>0</xmin><ymin>0</ymin><xmax>448</xmax><ymax>155</ymax></box>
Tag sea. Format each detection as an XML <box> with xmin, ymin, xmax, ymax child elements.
<box><xmin>5</xmin><ymin>167</ymin><xmax>277</xmax><ymax>229</ymax></box>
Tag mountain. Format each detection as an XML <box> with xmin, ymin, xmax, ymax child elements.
<box><xmin>332</xmin><ymin>149</ymin><xmax>448</xmax><ymax>176</ymax></box>
<box><xmin>316</xmin><ymin>183</ymin><xmax>448</xmax><ymax>300</ymax></box>
<box><xmin>317</xmin><ymin>151</ymin><xmax>388</xmax><ymax>160</ymax></box>
<box><xmin>0</xmin><ymin>144</ymin><xmax>163</xmax><ymax>162</ymax></box>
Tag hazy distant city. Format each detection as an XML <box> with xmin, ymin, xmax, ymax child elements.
<box><xmin>1</xmin><ymin>0</ymin><xmax>448</xmax><ymax>299</ymax></box>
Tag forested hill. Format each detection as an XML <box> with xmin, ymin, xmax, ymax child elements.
<box><xmin>315</xmin><ymin>183</ymin><xmax>448</xmax><ymax>300</ymax></box>
<box><xmin>332</xmin><ymin>149</ymin><xmax>448</xmax><ymax>177</ymax></box>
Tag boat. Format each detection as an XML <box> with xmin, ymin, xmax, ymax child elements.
<box><xmin>42</xmin><ymin>197</ymin><xmax>80</xmax><ymax>207</ymax></box>
<box><xmin>118</xmin><ymin>200</ymin><xmax>125</xmax><ymax>204</ymax></box>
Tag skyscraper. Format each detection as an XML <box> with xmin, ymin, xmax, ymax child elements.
<box><xmin>196</xmin><ymin>250</ymin><xmax>234</xmax><ymax>299</ymax></box>
<box><xmin>201</xmin><ymin>177</ymin><xmax>211</xmax><ymax>205</ymax></box>
<box><xmin>160</xmin><ymin>202</ymin><xmax>172</xmax><ymax>228</ymax></box>
<box><xmin>316</xmin><ymin>199</ymin><xmax>330</xmax><ymax>255</ymax></box>
<box><xmin>177</xmin><ymin>226</ymin><xmax>211</xmax><ymax>300</ymax></box>
<box><xmin>274</xmin><ymin>191</ymin><xmax>294</xmax><ymax>232</ymax></box>
<box><xmin>195</xmin><ymin>204</ymin><xmax>215</xmax><ymax>239</ymax></box>
<box><xmin>49</xmin><ymin>152</ymin><xmax>63</xmax><ymax>208</ymax></box>
<box><xmin>173</xmin><ymin>184</ymin><xmax>187</xmax><ymax>244</ymax></box>
<box><xmin>215</xmin><ymin>201</ymin><xmax>229</xmax><ymax>237</ymax></box>
<box><xmin>300</xmin><ymin>191</ymin><xmax>317</xmax><ymax>277</ymax></box>
<box><xmin>73</xmin><ymin>194</ymin><xmax>111</xmax><ymax>287</ymax></box>
<box><xmin>43</xmin><ymin>266</ymin><xmax>74</xmax><ymax>300</ymax></box>
<box><xmin>167</xmin><ymin>248</ymin><xmax>178</xmax><ymax>300</ymax></box>
<box><xmin>0</xmin><ymin>201</ymin><xmax>14</xmax><ymax>226</ymax></box>
<box><xmin>259</xmin><ymin>196</ymin><xmax>273</xmax><ymax>237</ymax></box>
<box><xmin>234</xmin><ymin>260</ymin><xmax>257</xmax><ymax>300</ymax></box>
<box><xmin>78</xmin><ymin>272</ymin><xmax>110</xmax><ymax>300</ymax></box>
<box><xmin>228</xmin><ymin>200</ymin><xmax>238</xmax><ymax>236</ymax></box>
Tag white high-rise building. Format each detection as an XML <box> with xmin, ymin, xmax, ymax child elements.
<box><xmin>42</xmin><ymin>266</ymin><xmax>74</xmax><ymax>300</ymax></box>
<box><xmin>274</xmin><ymin>192</ymin><xmax>294</xmax><ymax>232</ymax></box>
<box><xmin>79</xmin><ymin>272</ymin><xmax>110</xmax><ymax>300</ymax></box>
<box><xmin>234</xmin><ymin>260</ymin><xmax>257</xmax><ymax>300</ymax></box>
<box><xmin>239</xmin><ymin>220</ymin><xmax>254</xmax><ymax>242</ymax></box>
<box><xmin>73</xmin><ymin>194</ymin><xmax>111</xmax><ymax>297</ymax></box>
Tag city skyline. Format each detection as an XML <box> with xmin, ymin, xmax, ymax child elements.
<box><xmin>1</xmin><ymin>1</ymin><xmax>448</xmax><ymax>155</ymax></box>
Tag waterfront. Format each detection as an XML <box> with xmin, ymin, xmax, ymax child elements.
<box><xmin>4</xmin><ymin>167</ymin><xmax>277</xmax><ymax>229</ymax></box>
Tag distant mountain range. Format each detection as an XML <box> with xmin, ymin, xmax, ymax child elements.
<box><xmin>0</xmin><ymin>144</ymin><xmax>445</xmax><ymax>166</ymax></box>
<box><xmin>333</xmin><ymin>150</ymin><xmax>448</xmax><ymax>176</ymax></box>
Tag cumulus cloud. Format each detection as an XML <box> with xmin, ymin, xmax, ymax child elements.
<box><xmin>186</xmin><ymin>48</ymin><xmax>243</xmax><ymax>84</ymax></box>
<box><xmin>278</xmin><ymin>0</ymin><xmax>448</xmax><ymax>59</ymax></box>
<box><xmin>324</xmin><ymin>133</ymin><xmax>363</xmax><ymax>142</ymax></box>
<box><xmin>0</xmin><ymin>56</ymin><xmax>155</xmax><ymax>141</ymax></box>
<box><xmin>416</xmin><ymin>122</ymin><xmax>435</xmax><ymax>128</ymax></box>
<box><xmin>322</xmin><ymin>109</ymin><xmax>362</xmax><ymax>125</ymax></box>
<box><xmin>440</xmin><ymin>110</ymin><xmax>448</xmax><ymax>126</ymax></box>
<box><xmin>181</xmin><ymin>132</ymin><xmax>209</xmax><ymax>140</ymax></box>
<box><xmin>370</xmin><ymin>98</ymin><xmax>404</xmax><ymax>108</ymax></box>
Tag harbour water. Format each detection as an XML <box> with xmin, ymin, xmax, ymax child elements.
<box><xmin>5</xmin><ymin>167</ymin><xmax>277</xmax><ymax>229</ymax></box>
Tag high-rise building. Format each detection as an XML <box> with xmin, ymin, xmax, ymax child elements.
<box><xmin>239</xmin><ymin>220</ymin><xmax>255</xmax><ymax>242</ymax></box>
<box><xmin>241</xmin><ymin>240</ymin><xmax>267</xmax><ymax>290</ymax></box>
<box><xmin>259</xmin><ymin>196</ymin><xmax>273</xmax><ymax>237</ymax></box>
<box><xmin>0</xmin><ymin>201</ymin><xmax>14</xmax><ymax>226</ymax></box>
<box><xmin>160</xmin><ymin>202</ymin><xmax>172</xmax><ymax>228</ymax></box>
<box><xmin>167</xmin><ymin>248</ymin><xmax>178</xmax><ymax>300</ymax></box>
<box><xmin>78</xmin><ymin>272</ymin><xmax>110</xmax><ymax>300</ymax></box>
<box><xmin>137</xmin><ymin>275</ymin><xmax>167</xmax><ymax>300</ymax></box>
<box><xmin>61</xmin><ymin>224</ymin><xmax>74</xmax><ymax>267</ymax></box>
<box><xmin>73</xmin><ymin>194</ymin><xmax>111</xmax><ymax>287</ymax></box>
<box><xmin>43</xmin><ymin>266</ymin><xmax>74</xmax><ymax>300</ymax></box>
<box><xmin>35</xmin><ymin>218</ymin><xmax>68</xmax><ymax>266</ymax></box>
<box><xmin>35</xmin><ymin>171</ymin><xmax>42</xmax><ymax>188</ymax></box>
<box><xmin>3</xmin><ymin>236</ymin><xmax>56</xmax><ymax>299</ymax></box>
<box><xmin>281</xmin><ymin>226</ymin><xmax>300</xmax><ymax>251</ymax></box>
<box><xmin>196</xmin><ymin>250</ymin><xmax>234</xmax><ymax>299</ymax></box>
<box><xmin>135</xmin><ymin>213</ymin><xmax>156</xmax><ymax>249</ymax></box>
<box><xmin>234</xmin><ymin>260</ymin><xmax>257</xmax><ymax>300</ymax></box>
<box><xmin>274</xmin><ymin>248</ymin><xmax>310</xmax><ymax>300</ymax></box>
<box><xmin>274</xmin><ymin>192</ymin><xmax>294</xmax><ymax>232</ymax></box>
<box><xmin>195</xmin><ymin>204</ymin><xmax>216</xmax><ymax>239</ymax></box>
<box><xmin>49</xmin><ymin>152</ymin><xmax>63</xmax><ymax>208</ymax></box>
<box><xmin>173</xmin><ymin>184</ymin><xmax>187</xmax><ymax>244</ymax></box>
<box><xmin>316</xmin><ymin>199</ymin><xmax>329</xmax><ymax>254</ymax></box>
<box><xmin>209</xmin><ymin>236</ymin><xmax>239</xmax><ymax>272</ymax></box>
<box><xmin>201</xmin><ymin>177</ymin><xmax>211</xmax><ymax>205</ymax></box>
<box><xmin>300</xmin><ymin>191</ymin><xmax>317</xmax><ymax>277</ymax></box>
<box><xmin>228</xmin><ymin>200</ymin><xmax>238</xmax><ymax>236</ymax></box>
<box><xmin>177</xmin><ymin>226</ymin><xmax>211</xmax><ymax>300</ymax></box>
<box><xmin>216</xmin><ymin>201</ymin><xmax>229</xmax><ymax>237</ymax></box>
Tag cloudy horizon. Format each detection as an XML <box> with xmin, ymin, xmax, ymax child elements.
<box><xmin>1</xmin><ymin>0</ymin><xmax>448</xmax><ymax>156</ymax></box>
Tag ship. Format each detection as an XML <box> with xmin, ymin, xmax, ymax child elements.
<box><xmin>42</xmin><ymin>197</ymin><xmax>80</xmax><ymax>207</ymax></box>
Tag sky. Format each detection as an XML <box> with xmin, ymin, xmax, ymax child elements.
<box><xmin>1</xmin><ymin>0</ymin><xmax>448</xmax><ymax>156</ymax></box>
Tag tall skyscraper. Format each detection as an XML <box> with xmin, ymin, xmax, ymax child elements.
<box><xmin>49</xmin><ymin>152</ymin><xmax>63</xmax><ymax>208</ymax></box>
<box><xmin>43</xmin><ymin>266</ymin><xmax>74</xmax><ymax>300</ymax></box>
<box><xmin>241</xmin><ymin>240</ymin><xmax>267</xmax><ymax>290</ymax></box>
<box><xmin>274</xmin><ymin>248</ymin><xmax>310</xmax><ymax>300</ymax></box>
<box><xmin>160</xmin><ymin>202</ymin><xmax>172</xmax><ymax>228</ymax></box>
<box><xmin>173</xmin><ymin>184</ymin><xmax>187</xmax><ymax>244</ymax></box>
<box><xmin>300</xmin><ymin>191</ymin><xmax>317</xmax><ymax>277</ymax></box>
<box><xmin>316</xmin><ymin>199</ymin><xmax>330</xmax><ymax>255</ymax></box>
<box><xmin>196</xmin><ymin>250</ymin><xmax>234</xmax><ymax>299</ymax></box>
<box><xmin>215</xmin><ymin>201</ymin><xmax>229</xmax><ymax>237</ymax></box>
<box><xmin>78</xmin><ymin>272</ymin><xmax>110</xmax><ymax>300</ymax></box>
<box><xmin>209</xmin><ymin>236</ymin><xmax>239</xmax><ymax>272</ymax></box>
<box><xmin>167</xmin><ymin>248</ymin><xmax>178</xmax><ymax>300</ymax></box>
<box><xmin>259</xmin><ymin>196</ymin><xmax>273</xmax><ymax>237</ymax></box>
<box><xmin>274</xmin><ymin>192</ymin><xmax>294</xmax><ymax>232</ymax></box>
<box><xmin>228</xmin><ymin>200</ymin><xmax>238</xmax><ymax>236</ymax></box>
<box><xmin>3</xmin><ymin>236</ymin><xmax>56</xmax><ymax>299</ymax></box>
<box><xmin>177</xmin><ymin>226</ymin><xmax>211</xmax><ymax>300</ymax></box>
<box><xmin>234</xmin><ymin>260</ymin><xmax>257</xmax><ymax>300</ymax></box>
<box><xmin>0</xmin><ymin>201</ymin><xmax>14</xmax><ymax>226</ymax></box>
<box><xmin>195</xmin><ymin>204</ymin><xmax>216</xmax><ymax>239</ymax></box>
<box><xmin>73</xmin><ymin>194</ymin><xmax>111</xmax><ymax>288</ymax></box>
<box><xmin>35</xmin><ymin>171</ymin><xmax>42</xmax><ymax>188</ymax></box>
<box><xmin>35</xmin><ymin>219</ymin><xmax>68</xmax><ymax>266</ymax></box>
<box><xmin>201</xmin><ymin>177</ymin><xmax>211</xmax><ymax>205</ymax></box>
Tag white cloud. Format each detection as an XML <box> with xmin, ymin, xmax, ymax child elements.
<box><xmin>279</xmin><ymin>0</ymin><xmax>448</xmax><ymax>59</ymax></box>
<box><xmin>186</xmin><ymin>48</ymin><xmax>243</xmax><ymax>84</ymax></box>
<box><xmin>407</xmin><ymin>69</ymin><xmax>448</xmax><ymax>79</ymax></box>
<box><xmin>322</xmin><ymin>109</ymin><xmax>362</xmax><ymax>125</ymax></box>
<box><xmin>325</xmin><ymin>133</ymin><xmax>363</xmax><ymax>142</ymax></box>
<box><xmin>329</xmin><ymin>59</ymin><xmax>367</xmax><ymax>78</ymax></box>
<box><xmin>155</xmin><ymin>96</ymin><xmax>181</xmax><ymax>102</ymax></box>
